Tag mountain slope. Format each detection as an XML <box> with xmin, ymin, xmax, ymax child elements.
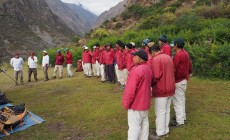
<box><xmin>45</xmin><ymin>0</ymin><xmax>98</xmax><ymax>36</ymax></box>
<box><xmin>93</xmin><ymin>0</ymin><xmax>128</xmax><ymax>28</ymax></box>
<box><xmin>0</xmin><ymin>0</ymin><xmax>74</xmax><ymax>62</ymax></box>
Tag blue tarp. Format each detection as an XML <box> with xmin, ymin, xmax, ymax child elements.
<box><xmin>0</xmin><ymin>103</ymin><xmax>45</xmax><ymax>138</ymax></box>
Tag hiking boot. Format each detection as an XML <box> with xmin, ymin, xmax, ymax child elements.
<box><xmin>149</xmin><ymin>133</ymin><xmax>166</xmax><ymax>140</ymax></box>
<box><xmin>53</xmin><ymin>76</ymin><xmax>56</xmax><ymax>79</ymax></box>
<box><xmin>170</xmin><ymin>120</ymin><xmax>185</xmax><ymax>127</ymax></box>
<box><xmin>100</xmin><ymin>80</ymin><xmax>106</xmax><ymax>83</ymax></box>
<box><xmin>172</xmin><ymin>116</ymin><xmax>186</xmax><ymax>123</ymax></box>
<box><xmin>44</xmin><ymin>79</ymin><xmax>49</xmax><ymax>81</ymax></box>
<box><xmin>59</xmin><ymin>77</ymin><xmax>62</xmax><ymax>79</ymax></box>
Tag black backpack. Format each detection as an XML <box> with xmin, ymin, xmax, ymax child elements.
<box><xmin>0</xmin><ymin>91</ymin><xmax>11</xmax><ymax>105</ymax></box>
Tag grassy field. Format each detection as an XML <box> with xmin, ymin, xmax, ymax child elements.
<box><xmin>0</xmin><ymin>66</ymin><xmax>229</xmax><ymax>140</ymax></box>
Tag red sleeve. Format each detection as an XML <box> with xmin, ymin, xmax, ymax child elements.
<box><xmin>66</xmin><ymin>53</ymin><xmax>72</xmax><ymax>60</ymax></box>
<box><xmin>173</xmin><ymin>54</ymin><xmax>180</xmax><ymax>76</ymax></box>
<box><xmin>152</xmin><ymin>58</ymin><xmax>162</xmax><ymax>84</ymax></box>
<box><xmin>122</xmin><ymin>70</ymin><xmax>139</xmax><ymax>110</ymax></box>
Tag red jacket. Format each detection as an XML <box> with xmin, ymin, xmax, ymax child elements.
<box><xmin>83</xmin><ymin>51</ymin><xmax>92</xmax><ymax>63</ymax></box>
<box><xmin>116</xmin><ymin>50</ymin><xmax>126</xmax><ymax>70</ymax></box>
<box><xmin>104</xmin><ymin>49</ymin><xmax>115</xmax><ymax>65</ymax></box>
<box><xmin>173</xmin><ymin>49</ymin><xmax>192</xmax><ymax>83</ymax></box>
<box><xmin>55</xmin><ymin>54</ymin><xmax>64</xmax><ymax>65</ymax></box>
<box><xmin>122</xmin><ymin>62</ymin><xmax>152</xmax><ymax>110</ymax></box>
<box><xmin>65</xmin><ymin>52</ymin><xmax>72</xmax><ymax>64</ymax></box>
<box><xmin>92</xmin><ymin>49</ymin><xmax>99</xmax><ymax>64</ymax></box>
<box><xmin>98</xmin><ymin>49</ymin><xmax>105</xmax><ymax>64</ymax></box>
<box><xmin>145</xmin><ymin>49</ymin><xmax>152</xmax><ymax>66</ymax></box>
<box><xmin>125</xmin><ymin>50</ymin><xmax>134</xmax><ymax>71</ymax></box>
<box><xmin>161</xmin><ymin>43</ymin><xmax>172</xmax><ymax>57</ymax></box>
<box><xmin>151</xmin><ymin>52</ymin><xmax>175</xmax><ymax>97</ymax></box>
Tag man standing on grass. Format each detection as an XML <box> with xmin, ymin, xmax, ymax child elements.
<box><xmin>42</xmin><ymin>50</ymin><xmax>49</xmax><ymax>81</ymax></box>
<box><xmin>125</xmin><ymin>43</ymin><xmax>134</xmax><ymax>72</ymax></box>
<box><xmin>64</xmin><ymin>48</ymin><xmax>73</xmax><ymax>78</ymax></box>
<box><xmin>122</xmin><ymin>50</ymin><xmax>152</xmax><ymax>140</ymax></box>
<box><xmin>158</xmin><ymin>35</ymin><xmax>172</xmax><ymax>57</ymax></box>
<box><xmin>171</xmin><ymin>38</ymin><xmax>192</xmax><ymax>127</ymax></box>
<box><xmin>104</xmin><ymin>43</ymin><xmax>115</xmax><ymax>83</ymax></box>
<box><xmin>116</xmin><ymin>40</ymin><xmax>127</xmax><ymax>89</ymax></box>
<box><xmin>27</xmin><ymin>51</ymin><xmax>38</xmax><ymax>82</ymax></box>
<box><xmin>92</xmin><ymin>45</ymin><xmax>100</xmax><ymax>77</ymax></box>
<box><xmin>149</xmin><ymin>45</ymin><xmax>175</xmax><ymax>140</ymax></box>
<box><xmin>98</xmin><ymin>45</ymin><xmax>106</xmax><ymax>82</ymax></box>
<box><xmin>82</xmin><ymin>47</ymin><xmax>92</xmax><ymax>77</ymax></box>
<box><xmin>53</xmin><ymin>50</ymin><xmax>65</xmax><ymax>79</ymax></box>
<box><xmin>10</xmin><ymin>52</ymin><xmax>24</xmax><ymax>86</ymax></box>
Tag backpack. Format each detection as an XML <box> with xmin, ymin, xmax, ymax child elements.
<box><xmin>0</xmin><ymin>103</ymin><xmax>27</xmax><ymax>136</ymax></box>
<box><xmin>0</xmin><ymin>91</ymin><xmax>11</xmax><ymax>105</ymax></box>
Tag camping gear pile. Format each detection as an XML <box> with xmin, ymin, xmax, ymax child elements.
<box><xmin>0</xmin><ymin>90</ymin><xmax>43</xmax><ymax>137</ymax></box>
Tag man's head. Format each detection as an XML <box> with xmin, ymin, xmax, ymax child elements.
<box><xmin>130</xmin><ymin>42</ymin><xmax>136</xmax><ymax>48</ymax></box>
<box><xmin>56</xmin><ymin>50</ymin><xmax>61</xmax><ymax>54</ymax></box>
<box><xmin>64</xmin><ymin>48</ymin><xmax>69</xmax><ymax>53</ymax></box>
<box><xmin>125</xmin><ymin>43</ymin><xmax>133</xmax><ymax>51</ymax></box>
<box><xmin>30</xmin><ymin>51</ymin><xmax>34</xmax><ymax>56</ymax></box>
<box><xmin>131</xmin><ymin>50</ymin><xmax>148</xmax><ymax>65</ymax></box>
<box><xmin>105</xmin><ymin>43</ymin><xmax>112</xmax><ymax>50</ymax></box>
<box><xmin>150</xmin><ymin>45</ymin><xmax>161</xmax><ymax>57</ymax></box>
<box><xmin>43</xmin><ymin>50</ymin><xmax>47</xmax><ymax>56</ymax></box>
<box><xmin>116</xmin><ymin>40</ymin><xmax>125</xmax><ymax>50</ymax></box>
<box><xmin>15</xmin><ymin>52</ymin><xmax>19</xmax><ymax>58</ymax></box>
<box><xmin>85</xmin><ymin>47</ymin><xmax>89</xmax><ymax>52</ymax></box>
<box><xmin>173</xmin><ymin>38</ymin><xmax>185</xmax><ymax>51</ymax></box>
<box><xmin>158</xmin><ymin>35</ymin><xmax>167</xmax><ymax>46</ymax></box>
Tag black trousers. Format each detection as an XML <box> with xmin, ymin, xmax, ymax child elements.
<box><xmin>105</xmin><ymin>64</ymin><xmax>115</xmax><ymax>82</ymax></box>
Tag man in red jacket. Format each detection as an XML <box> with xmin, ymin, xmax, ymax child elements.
<box><xmin>171</xmin><ymin>38</ymin><xmax>192</xmax><ymax>127</ymax></box>
<box><xmin>158</xmin><ymin>35</ymin><xmax>172</xmax><ymax>57</ymax></box>
<box><xmin>125</xmin><ymin>43</ymin><xmax>134</xmax><ymax>72</ymax></box>
<box><xmin>143</xmin><ymin>38</ymin><xmax>153</xmax><ymax>66</ymax></box>
<box><xmin>53</xmin><ymin>50</ymin><xmax>65</xmax><ymax>79</ymax></box>
<box><xmin>82</xmin><ymin>46</ymin><xmax>92</xmax><ymax>77</ymax></box>
<box><xmin>104</xmin><ymin>43</ymin><xmax>115</xmax><ymax>83</ymax></box>
<box><xmin>122</xmin><ymin>50</ymin><xmax>152</xmax><ymax>140</ymax></box>
<box><xmin>116</xmin><ymin>40</ymin><xmax>127</xmax><ymax>89</ymax></box>
<box><xmin>98</xmin><ymin>45</ymin><xmax>106</xmax><ymax>82</ymax></box>
<box><xmin>64</xmin><ymin>48</ymin><xmax>73</xmax><ymax>78</ymax></box>
<box><xmin>94</xmin><ymin>43</ymin><xmax>100</xmax><ymax>77</ymax></box>
<box><xmin>149</xmin><ymin>45</ymin><xmax>175</xmax><ymax>140</ymax></box>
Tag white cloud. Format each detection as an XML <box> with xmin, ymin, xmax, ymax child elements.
<box><xmin>61</xmin><ymin>0</ymin><xmax>123</xmax><ymax>15</ymax></box>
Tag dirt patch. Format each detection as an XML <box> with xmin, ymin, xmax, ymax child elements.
<box><xmin>47</xmin><ymin>122</ymin><xmax>64</xmax><ymax>132</ymax></box>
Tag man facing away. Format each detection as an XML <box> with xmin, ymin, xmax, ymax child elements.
<box><xmin>27</xmin><ymin>51</ymin><xmax>38</xmax><ymax>82</ymax></box>
<box><xmin>149</xmin><ymin>45</ymin><xmax>175</xmax><ymax>140</ymax></box>
<box><xmin>53</xmin><ymin>50</ymin><xmax>65</xmax><ymax>79</ymax></box>
<box><xmin>64</xmin><ymin>48</ymin><xmax>73</xmax><ymax>78</ymax></box>
<box><xmin>158</xmin><ymin>35</ymin><xmax>172</xmax><ymax>57</ymax></box>
<box><xmin>10</xmin><ymin>52</ymin><xmax>24</xmax><ymax>86</ymax></box>
<box><xmin>171</xmin><ymin>38</ymin><xmax>192</xmax><ymax>127</ymax></box>
<box><xmin>104</xmin><ymin>43</ymin><xmax>115</xmax><ymax>83</ymax></box>
<box><xmin>42</xmin><ymin>50</ymin><xmax>49</xmax><ymax>81</ymax></box>
<box><xmin>122</xmin><ymin>50</ymin><xmax>152</xmax><ymax>140</ymax></box>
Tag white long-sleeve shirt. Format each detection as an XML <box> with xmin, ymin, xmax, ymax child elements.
<box><xmin>10</xmin><ymin>57</ymin><xmax>24</xmax><ymax>71</ymax></box>
<box><xmin>28</xmin><ymin>56</ymin><xmax>38</xmax><ymax>68</ymax></box>
<box><xmin>42</xmin><ymin>55</ymin><xmax>49</xmax><ymax>67</ymax></box>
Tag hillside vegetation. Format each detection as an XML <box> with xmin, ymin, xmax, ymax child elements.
<box><xmin>84</xmin><ymin>0</ymin><xmax>230</xmax><ymax>79</ymax></box>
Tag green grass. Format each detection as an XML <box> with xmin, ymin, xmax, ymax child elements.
<box><xmin>0</xmin><ymin>66</ymin><xmax>229</xmax><ymax>140</ymax></box>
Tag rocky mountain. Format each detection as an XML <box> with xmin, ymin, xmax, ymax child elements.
<box><xmin>45</xmin><ymin>0</ymin><xmax>98</xmax><ymax>36</ymax></box>
<box><xmin>93</xmin><ymin>0</ymin><xmax>128</xmax><ymax>28</ymax></box>
<box><xmin>0</xmin><ymin>0</ymin><xmax>75</xmax><ymax>62</ymax></box>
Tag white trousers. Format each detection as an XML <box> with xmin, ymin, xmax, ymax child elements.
<box><xmin>100</xmin><ymin>64</ymin><xmax>106</xmax><ymax>81</ymax></box>
<box><xmin>53</xmin><ymin>65</ymin><xmax>63</xmax><ymax>78</ymax></box>
<box><xmin>155</xmin><ymin>97</ymin><xmax>172</xmax><ymax>136</ymax></box>
<box><xmin>92</xmin><ymin>63</ymin><xmax>97</xmax><ymax>76</ymax></box>
<box><xmin>84</xmin><ymin>63</ymin><xmax>92</xmax><ymax>76</ymax></box>
<box><xmin>119</xmin><ymin>68</ymin><xmax>129</xmax><ymax>86</ymax></box>
<box><xmin>95</xmin><ymin>61</ymin><xmax>100</xmax><ymax>76</ymax></box>
<box><xmin>115</xmin><ymin>64</ymin><xmax>121</xmax><ymax>83</ymax></box>
<box><xmin>67</xmin><ymin>64</ymin><xmax>73</xmax><ymax>77</ymax></box>
<box><xmin>172</xmin><ymin>79</ymin><xmax>187</xmax><ymax>124</ymax></box>
<box><xmin>128</xmin><ymin>109</ymin><xmax>149</xmax><ymax>140</ymax></box>
<box><xmin>82</xmin><ymin>61</ymin><xmax>86</xmax><ymax>75</ymax></box>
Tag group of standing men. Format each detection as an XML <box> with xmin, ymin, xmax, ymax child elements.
<box><xmin>9</xmin><ymin>48</ymin><xmax>73</xmax><ymax>85</ymax></box>
<box><xmin>121</xmin><ymin>35</ymin><xmax>192</xmax><ymax>140</ymax></box>
<box><xmin>81</xmin><ymin>34</ymin><xmax>192</xmax><ymax>140</ymax></box>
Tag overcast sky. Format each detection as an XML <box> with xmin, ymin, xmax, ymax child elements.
<box><xmin>61</xmin><ymin>0</ymin><xmax>123</xmax><ymax>15</ymax></box>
